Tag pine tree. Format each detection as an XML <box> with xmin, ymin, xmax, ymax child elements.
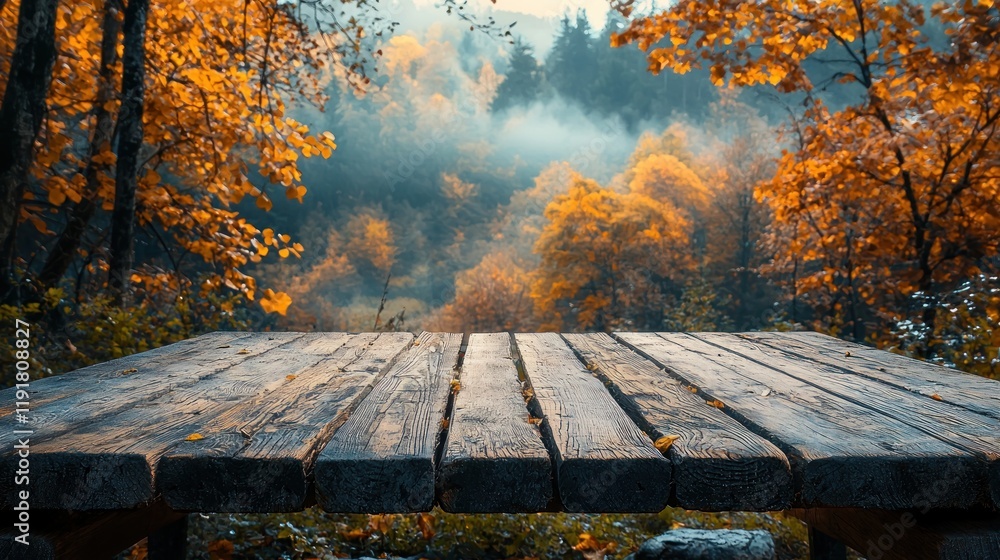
<box><xmin>491</xmin><ymin>39</ymin><xmax>542</xmax><ymax>113</ymax></box>
<box><xmin>544</xmin><ymin>10</ymin><xmax>598</xmax><ymax>107</ymax></box>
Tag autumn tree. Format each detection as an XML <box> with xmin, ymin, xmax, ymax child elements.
<box><xmin>702</xmin><ymin>93</ymin><xmax>778</xmax><ymax>329</ymax></box>
<box><xmin>0</xmin><ymin>0</ymin><xmax>59</xmax><ymax>300</ymax></box>
<box><xmin>533</xmin><ymin>175</ymin><xmax>694</xmax><ymax>331</ymax></box>
<box><xmin>616</xmin><ymin>0</ymin><xmax>1000</xmax><ymax>353</ymax></box>
<box><xmin>1</xmin><ymin>0</ymin><xmax>337</xmax><ymax>313</ymax></box>
<box><xmin>108</xmin><ymin>0</ymin><xmax>148</xmax><ymax>305</ymax></box>
<box><xmin>430</xmin><ymin>251</ymin><xmax>535</xmax><ymax>332</ymax></box>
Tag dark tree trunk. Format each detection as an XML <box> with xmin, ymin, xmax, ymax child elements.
<box><xmin>108</xmin><ymin>0</ymin><xmax>148</xmax><ymax>306</ymax></box>
<box><xmin>39</xmin><ymin>0</ymin><xmax>123</xmax><ymax>290</ymax></box>
<box><xmin>0</xmin><ymin>0</ymin><xmax>60</xmax><ymax>301</ymax></box>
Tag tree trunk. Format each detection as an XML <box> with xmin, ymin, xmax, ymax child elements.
<box><xmin>0</xmin><ymin>0</ymin><xmax>61</xmax><ymax>301</ymax></box>
<box><xmin>108</xmin><ymin>0</ymin><xmax>148</xmax><ymax>306</ymax></box>
<box><xmin>39</xmin><ymin>0</ymin><xmax>123</xmax><ymax>290</ymax></box>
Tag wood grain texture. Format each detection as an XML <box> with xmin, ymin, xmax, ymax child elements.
<box><xmin>0</xmin><ymin>331</ymin><xmax>278</xmax><ymax>455</ymax></box>
<box><xmin>0</xmin><ymin>333</ymin><xmax>364</xmax><ymax>510</ymax></box>
<box><xmin>514</xmin><ymin>333</ymin><xmax>671</xmax><ymax>513</ymax></box>
<box><xmin>617</xmin><ymin>332</ymin><xmax>980</xmax><ymax>509</ymax></box>
<box><xmin>756</xmin><ymin>331</ymin><xmax>1000</xmax><ymax>422</ymax></box>
<box><xmin>694</xmin><ymin>332</ymin><xmax>1000</xmax><ymax>509</ymax></box>
<box><xmin>562</xmin><ymin>332</ymin><xmax>791</xmax><ymax>511</ymax></box>
<box><xmin>792</xmin><ymin>508</ymin><xmax>1000</xmax><ymax>560</ymax></box>
<box><xmin>0</xmin><ymin>331</ymin><xmax>248</xmax><ymax>411</ymax></box>
<box><xmin>437</xmin><ymin>333</ymin><xmax>552</xmax><ymax>513</ymax></box>
<box><xmin>157</xmin><ymin>332</ymin><xmax>413</xmax><ymax>512</ymax></box>
<box><xmin>315</xmin><ymin>332</ymin><xmax>462</xmax><ymax>513</ymax></box>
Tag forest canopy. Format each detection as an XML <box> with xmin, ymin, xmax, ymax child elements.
<box><xmin>0</xmin><ymin>0</ymin><xmax>997</xmax><ymax>382</ymax></box>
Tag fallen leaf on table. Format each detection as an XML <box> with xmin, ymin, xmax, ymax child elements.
<box><xmin>285</xmin><ymin>374</ymin><xmax>296</xmax><ymax>381</ymax></box>
<box><xmin>185</xmin><ymin>433</ymin><xmax>205</xmax><ymax>442</ymax></box>
<box><xmin>654</xmin><ymin>435</ymin><xmax>680</xmax><ymax>454</ymax></box>
<box><xmin>706</xmin><ymin>399</ymin><xmax>725</xmax><ymax>409</ymax></box>
<box><xmin>931</xmin><ymin>393</ymin><xmax>942</xmax><ymax>401</ymax></box>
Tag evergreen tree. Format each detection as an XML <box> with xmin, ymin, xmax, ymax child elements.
<box><xmin>491</xmin><ymin>39</ymin><xmax>543</xmax><ymax>113</ymax></box>
<box><xmin>544</xmin><ymin>10</ymin><xmax>598</xmax><ymax>107</ymax></box>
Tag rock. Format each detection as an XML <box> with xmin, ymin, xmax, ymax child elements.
<box><xmin>632</xmin><ymin>528</ymin><xmax>775</xmax><ymax>560</ymax></box>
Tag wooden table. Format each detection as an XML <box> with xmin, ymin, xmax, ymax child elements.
<box><xmin>2</xmin><ymin>331</ymin><xmax>999</xmax><ymax>559</ymax></box>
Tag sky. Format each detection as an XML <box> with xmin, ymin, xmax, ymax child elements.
<box><xmin>406</xmin><ymin>0</ymin><xmax>629</xmax><ymax>55</ymax></box>
<box><xmin>412</xmin><ymin>0</ymin><xmax>618</xmax><ymax>22</ymax></box>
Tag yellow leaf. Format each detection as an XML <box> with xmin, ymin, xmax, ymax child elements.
<box><xmin>340</xmin><ymin>528</ymin><xmax>370</xmax><ymax>541</ymax></box>
<box><xmin>654</xmin><ymin>435</ymin><xmax>680</xmax><ymax>454</ymax></box>
<box><xmin>260</xmin><ymin>289</ymin><xmax>293</xmax><ymax>315</ymax></box>
<box><xmin>48</xmin><ymin>187</ymin><xmax>67</xmax><ymax>206</ymax></box>
<box><xmin>256</xmin><ymin>194</ymin><xmax>273</xmax><ymax>211</ymax></box>
<box><xmin>706</xmin><ymin>399</ymin><xmax>724</xmax><ymax>409</ymax></box>
<box><xmin>185</xmin><ymin>433</ymin><xmax>205</xmax><ymax>442</ymax></box>
<box><xmin>286</xmin><ymin>374</ymin><xmax>297</xmax><ymax>381</ymax></box>
<box><xmin>417</xmin><ymin>512</ymin><xmax>436</xmax><ymax>540</ymax></box>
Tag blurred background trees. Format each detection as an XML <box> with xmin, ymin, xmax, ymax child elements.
<box><xmin>1</xmin><ymin>0</ymin><xmax>997</xmax><ymax>380</ymax></box>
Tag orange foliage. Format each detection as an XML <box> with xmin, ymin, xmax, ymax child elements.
<box><xmin>618</xmin><ymin>0</ymin><xmax>1000</xmax><ymax>343</ymax></box>
<box><xmin>431</xmin><ymin>251</ymin><xmax>534</xmax><ymax>332</ymax></box>
<box><xmin>628</xmin><ymin>153</ymin><xmax>710</xmax><ymax>218</ymax></box>
<box><xmin>532</xmin><ymin>177</ymin><xmax>695</xmax><ymax>331</ymax></box>
<box><xmin>1</xmin><ymin>0</ymin><xmax>338</xmax><ymax>313</ymax></box>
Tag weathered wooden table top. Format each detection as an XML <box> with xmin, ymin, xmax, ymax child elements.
<box><xmin>2</xmin><ymin>331</ymin><xmax>999</xmax><ymax>515</ymax></box>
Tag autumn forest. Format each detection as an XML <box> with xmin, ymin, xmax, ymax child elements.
<box><xmin>2</xmin><ymin>0</ymin><xmax>1000</xmax><ymax>557</ymax></box>
<box><xmin>1</xmin><ymin>0</ymin><xmax>999</xmax><ymax>381</ymax></box>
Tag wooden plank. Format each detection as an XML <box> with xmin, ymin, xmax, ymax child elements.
<box><xmin>792</xmin><ymin>508</ymin><xmax>1000</xmax><ymax>560</ymax></box>
<box><xmin>0</xmin><ymin>331</ymin><xmax>249</xmax><ymax>413</ymax></box>
<box><xmin>514</xmin><ymin>333</ymin><xmax>671</xmax><ymax>513</ymax></box>
<box><xmin>0</xmin><ymin>332</ymin><xmax>286</xmax><ymax>455</ymax></box>
<box><xmin>157</xmin><ymin>332</ymin><xmax>413</xmax><ymax>512</ymax></box>
<box><xmin>693</xmin><ymin>332</ymin><xmax>1000</xmax><ymax>509</ymax></box>
<box><xmin>756</xmin><ymin>331</ymin><xmax>1000</xmax><ymax>422</ymax></box>
<box><xmin>617</xmin><ymin>332</ymin><xmax>981</xmax><ymax>509</ymax></box>
<box><xmin>315</xmin><ymin>332</ymin><xmax>462</xmax><ymax>513</ymax></box>
<box><xmin>562</xmin><ymin>332</ymin><xmax>792</xmax><ymax>511</ymax></box>
<box><xmin>0</xmin><ymin>499</ymin><xmax>183</xmax><ymax>560</ymax></box>
<box><xmin>0</xmin><ymin>333</ymin><xmax>362</xmax><ymax>510</ymax></box>
<box><xmin>437</xmin><ymin>333</ymin><xmax>552</xmax><ymax>513</ymax></box>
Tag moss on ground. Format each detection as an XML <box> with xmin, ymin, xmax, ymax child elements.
<box><xmin>121</xmin><ymin>507</ymin><xmax>822</xmax><ymax>559</ymax></box>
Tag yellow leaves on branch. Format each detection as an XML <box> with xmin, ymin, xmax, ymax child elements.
<box><xmin>3</xmin><ymin>0</ymin><xmax>338</xmax><ymax>307</ymax></box>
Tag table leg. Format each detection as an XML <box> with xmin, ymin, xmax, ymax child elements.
<box><xmin>147</xmin><ymin>514</ymin><xmax>188</xmax><ymax>560</ymax></box>
<box><xmin>809</xmin><ymin>525</ymin><xmax>847</xmax><ymax>560</ymax></box>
